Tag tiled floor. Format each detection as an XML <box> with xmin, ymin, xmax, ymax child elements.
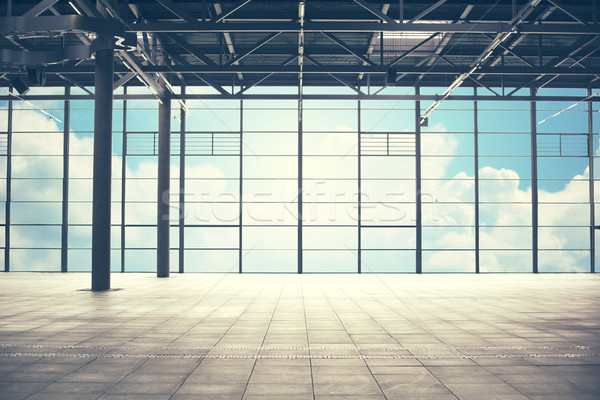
<box><xmin>0</xmin><ymin>273</ymin><xmax>599</xmax><ymax>400</ymax></box>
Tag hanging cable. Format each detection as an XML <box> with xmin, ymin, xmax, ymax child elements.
<box><xmin>0</xmin><ymin>86</ymin><xmax>63</xmax><ymax>123</ymax></box>
<box><xmin>538</xmin><ymin>88</ymin><xmax>600</xmax><ymax>125</ymax></box>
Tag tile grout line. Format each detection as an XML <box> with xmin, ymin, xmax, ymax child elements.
<box><xmin>339</xmin><ymin>278</ymin><xmax>461</xmax><ymax>400</ymax></box>
<box><xmin>167</xmin><ymin>276</ymin><xmax>273</xmax><ymax>400</ymax></box>
<box><xmin>301</xmin><ymin>276</ymin><xmax>316</xmax><ymax>400</ymax></box>
<box><xmin>238</xmin><ymin>275</ymin><xmax>284</xmax><ymax>400</ymax></box>
<box><xmin>316</xmin><ymin>276</ymin><xmax>389</xmax><ymax>400</ymax></box>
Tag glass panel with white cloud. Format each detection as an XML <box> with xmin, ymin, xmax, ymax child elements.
<box><xmin>9</xmin><ymin>103</ymin><xmax>64</xmax><ymax>271</ymax></box>
<box><xmin>360</xmin><ymin>99</ymin><xmax>416</xmax><ymax>273</ymax></box>
<box><xmin>303</xmin><ymin>100</ymin><xmax>357</xmax><ymax>272</ymax></box>
<box><xmin>242</xmin><ymin>99</ymin><xmax>297</xmax><ymax>272</ymax></box>
<box><xmin>478</xmin><ymin>100</ymin><xmax>532</xmax><ymax>272</ymax></box>
<box><xmin>537</xmin><ymin>100</ymin><xmax>591</xmax><ymax>272</ymax></box>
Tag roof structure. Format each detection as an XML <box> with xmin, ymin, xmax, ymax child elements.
<box><xmin>0</xmin><ymin>0</ymin><xmax>599</xmax><ymax>96</ymax></box>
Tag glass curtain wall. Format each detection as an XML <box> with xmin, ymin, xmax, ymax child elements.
<box><xmin>421</xmin><ymin>88</ymin><xmax>476</xmax><ymax>272</ymax></box>
<box><xmin>360</xmin><ymin>96</ymin><xmax>416</xmax><ymax>273</ymax></box>
<box><xmin>183</xmin><ymin>96</ymin><xmax>240</xmax><ymax>272</ymax></box>
<box><xmin>243</xmin><ymin>96</ymin><xmax>298</xmax><ymax>273</ymax></box>
<box><xmin>536</xmin><ymin>89</ymin><xmax>591</xmax><ymax>272</ymax></box>
<box><xmin>303</xmin><ymin>99</ymin><xmax>358</xmax><ymax>272</ymax></box>
<box><xmin>68</xmin><ymin>88</ymin><xmax>123</xmax><ymax>272</ymax></box>
<box><xmin>0</xmin><ymin>86</ymin><xmax>597</xmax><ymax>273</ymax></box>
<box><xmin>478</xmin><ymin>94</ymin><xmax>533</xmax><ymax>272</ymax></box>
<box><xmin>9</xmin><ymin>88</ymin><xmax>64</xmax><ymax>271</ymax></box>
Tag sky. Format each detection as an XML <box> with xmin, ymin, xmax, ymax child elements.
<box><xmin>0</xmin><ymin>85</ymin><xmax>597</xmax><ymax>273</ymax></box>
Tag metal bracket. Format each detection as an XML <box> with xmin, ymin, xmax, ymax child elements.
<box><xmin>0</xmin><ymin>35</ymin><xmax>135</xmax><ymax>66</ymax></box>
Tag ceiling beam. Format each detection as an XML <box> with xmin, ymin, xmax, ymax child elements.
<box><xmin>57</xmin><ymin>73</ymin><xmax>93</xmax><ymax>95</ymax></box>
<box><xmin>405</xmin><ymin>4</ymin><xmax>473</xmax><ymax>85</ymax></box>
<box><xmin>165</xmin><ymin>33</ymin><xmax>217</xmax><ymax>66</ymax></box>
<box><xmin>238</xmin><ymin>54</ymin><xmax>298</xmax><ymax>94</ymax></box>
<box><xmin>224</xmin><ymin>32</ymin><xmax>282</xmax><ymax>66</ymax></box>
<box><xmin>211</xmin><ymin>0</ymin><xmax>252</xmax><ymax>23</ymax></box>
<box><xmin>119</xmin><ymin>51</ymin><xmax>168</xmax><ymax>99</ymax></box>
<box><xmin>485</xmin><ymin>5</ymin><xmax>555</xmax><ymax>69</ymax></box>
<box><xmin>127</xmin><ymin>21</ymin><xmax>600</xmax><ymax>35</ymax></box>
<box><xmin>304</xmin><ymin>55</ymin><xmax>363</xmax><ymax>94</ymax></box>
<box><xmin>546</xmin><ymin>0</ymin><xmax>588</xmax><ymax>25</ymax></box>
<box><xmin>113</xmin><ymin>72</ymin><xmax>137</xmax><ymax>90</ymax></box>
<box><xmin>507</xmin><ymin>35</ymin><xmax>600</xmax><ymax>94</ymax></box>
<box><xmin>123</xmin><ymin>45</ymin><xmax>587</xmax><ymax>58</ymax></box>
<box><xmin>155</xmin><ymin>0</ymin><xmax>197</xmax><ymax>23</ymax></box>
<box><xmin>358</xmin><ymin>3</ymin><xmax>389</xmax><ymax>81</ymax></box>
<box><xmin>408</xmin><ymin>0</ymin><xmax>447</xmax><ymax>24</ymax></box>
<box><xmin>353</xmin><ymin>0</ymin><xmax>396</xmax><ymax>24</ymax></box>
<box><xmin>170</xmin><ymin>53</ymin><xmax>229</xmax><ymax>95</ymax></box>
<box><xmin>72</xmin><ymin>0</ymin><xmax>103</xmax><ymax>19</ymax></box>
<box><xmin>321</xmin><ymin>32</ymin><xmax>377</xmax><ymax>66</ymax></box>
<box><xmin>102</xmin><ymin>2</ymin><xmax>172</xmax><ymax>100</ymax></box>
<box><xmin>482</xmin><ymin>33</ymin><xmax>535</xmax><ymax>67</ymax></box>
<box><xmin>23</xmin><ymin>0</ymin><xmax>60</xmax><ymax>17</ymax></box>
<box><xmin>437</xmin><ymin>55</ymin><xmax>500</xmax><ymax>96</ymax></box>
<box><xmin>214</xmin><ymin>2</ymin><xmax>242</xmax><ymax>80</ymax></box>
<box><xmin>5</xmin><ymin>93</ymin><xmax>600</xmax><ymax>102</ymax></box>
<box><xmin>28</xmin><ymin>64</ymin><xmax>600</xmax><ymax>76</ymax></box>
<box><xmin>130</xmin><ymin>4</ymin><xmax>226</xmax><ymax>99</ymax></box>
<box><xmin>389</xmin><ymin>32</ymin><xmax>438</xmax><ymax>67</ymax></box>
<box><xmin>419</xmin><ymin>0</ymin><xmax>542</xmax><ymax>123</ymax></box>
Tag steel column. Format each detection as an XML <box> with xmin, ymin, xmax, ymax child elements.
<box><xmin>298</xmin><ymin>92</ymin><xmax>303</xmax><ymax>274</ymax></box>
<box><xmin>399</xmin><ymin>0</ymin><xmax>404</xmax><ymax>22</ymax></box>
<box><xmin>379</xmin><ymin>32</ymin><xmax>384</xmax><ymax>66</ymax></box>
<box><xmin>297</xmin><ymin>2</ymin><xmax>304</xmax><ymax>274</ymax></box>
<box><xmin>4</xmin><ymin>88</ymin><xmax>12</xmax><ymax>272</ymax></box>
<box><xmin>91</xmin><ymin>46</ymin><xmax>114</xmax><ymax>291</ymax></box>
<box><xmin>179</xmin><ymin>86</ymin><xmax>185</xmax><ymax>273</ymax></box>
<box><xmin>474</xmin><ymin>87</ymin><xmax>480</xmax><ymax>273</ymax></box>
<box><xmin>358</xmin><ymin>100</ymin><xmax>362</xmax><ymax>273</ymax></box>
<box><xmin>239</xmin><ymin>99</ymin><xmax>243</xmax><ymax>273</ymax></box>
<box><xmin>588</xmin><ymin>87</ymin><xmax>595</xmax><ymax>273</ymax></box>
<box><xmin>530</xmin><ymin>87</ymin><xmax>538</xmax><ymax>273</ymax></box>
<box><xmin>415</xmin><ymin>86</ymin><xmax>422</xmax><ymax>274</ymax></box>
<box><xmin>61</xmin><ymin>86</ymin><xmax>70</xmax><ymax>272</ymax></box>
<box><xmin>157</xmin><ymin>93</ymin><xmax>171</xmax><ymax>278</ymax></box>
<box><xmin>121</xmin><ymin>88</ymin><xmax>127</xmax><ymax>272</ymax></box>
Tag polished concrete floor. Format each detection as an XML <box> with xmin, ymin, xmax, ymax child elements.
<box><xmin>0</xmin><ymin>273</ymin><xmax>599</xmax><ymax>400</ymax></box>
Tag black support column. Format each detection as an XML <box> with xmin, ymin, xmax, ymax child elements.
<box><xmin>238</xmin><ymin>100</ymin><xmax>243</xmax><ymax>273</ymax></box>
<box><xmin>179</xmin><ymin>86</ymin><xmax>185</xmax><ymax>274</ymax></box>
<box><xmin>4</xmin><ymin>88</ymin><xmax>12</xmax><ymax>272</ymax></box>
<box><xmin>415</xmin><ymin>86</ymin><xmax>422</xmax><ymax>274</ymax></box>
<box><xmin>474</xmin><ymin>88</ymin><xmax>480</xmax><ymax>273</ymax></box>
<box><xmin>121</xmin><ymin>88</ymin><xmax>127</xmax><ymax>272</ymax></box>
<box><xmin>91</xmin><ymin>46</ymin><xmax>114</xmax><ymax>291</ymax></box>
<box><xmin>298</xmin><ymin>84</ymin><xmax>303</xmax><ymax>274</ymax></box>
<box><xmin>530</xmin><ymin>87</ymin><xmax>539</xmax><ymax>273</ymax></box>
<box><xmin>61</xmin><ymin>86</ymin><xmax>70</xmax><ymax>272</ymax></box>
<box><xmin>357</xmin><ymin>100</ymin><xmax>362</xmax><ymax>273</ymax></box>
<box><xmin>588</xmin><ymin>87</ymin><xmax>595</xmax><ymax>273</ymax></box>
<box><xmin>157</xmin><ymin>93</ymin><xmax>171</xmax><ymax>278</ymax></box>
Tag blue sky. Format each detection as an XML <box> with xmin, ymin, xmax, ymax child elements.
<box><xmin>0</xmin><ymin>86</ymin><xmax>597</xmax><ymax>273</ymax></box>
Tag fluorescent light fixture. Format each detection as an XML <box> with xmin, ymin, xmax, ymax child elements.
<box><xmin>69</xmin><ymin>1</ymin><xmax>82</xmax><ymax>15</ymax></box>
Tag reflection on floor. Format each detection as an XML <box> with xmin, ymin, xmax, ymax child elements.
<box><xmin>0</xmin><ymin>273</ymin><xmax>599</xmax><ymax>399</ymax></box>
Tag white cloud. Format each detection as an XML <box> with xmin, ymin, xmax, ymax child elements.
<box><xmin>2</xmin><ymin>105</ymin><xmax>594</xmax><ymax>273</ymax></box>
<box><xmin>421</xmin><ymin>155</ymin><xmax>590</xmax><ymax>272</ymax></box>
